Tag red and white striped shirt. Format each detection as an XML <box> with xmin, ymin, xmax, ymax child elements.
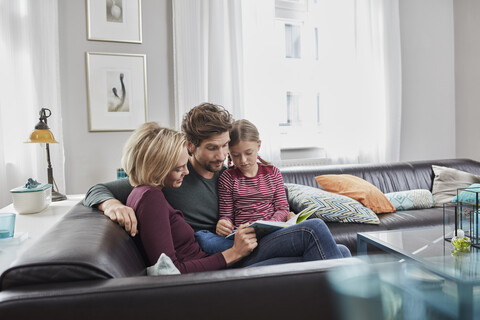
<box><xmin>218</xmin><ymin>163</ymin><xmax>290</xmax><ymax>226</ymax></box>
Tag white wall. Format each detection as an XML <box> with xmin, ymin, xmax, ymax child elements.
<box><xmin>58</xmin><ymin>0</ymin><xmax>174</xmax><ymax>194</ymax></box>
<box><xmin>454</xmin><ymin>0</ymin><xmax>480</xmax><ymax>162</ymax></box>
<box><xmin>398</xmin><ymin>0</ymin><xmax>456</xmax><ymax>161</ymax></box>
<box><xmin>57</xmin><ymin>0</ymin><xmax>469</xmax><ymax>195</ymax></box>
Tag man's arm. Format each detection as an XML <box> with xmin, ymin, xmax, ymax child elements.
<box><xmin>83</xmin><ymin>178</ymin><xmax>138</xmax><ymax>236</ymax></box>
<box><xmin>83</xmin><ymin>178</ymin><xmax>133</xmax><ymax>207</ymax></box>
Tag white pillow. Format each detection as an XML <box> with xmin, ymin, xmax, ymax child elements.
<box><xmin>146</xmin><ymin>253</ymin><xmax>180</xmax><ymax>276</ymax></box>
<box><xmin>432</xmin><ymin>165</ymin><xmax>480</xmax><ymax>207</ymax></box>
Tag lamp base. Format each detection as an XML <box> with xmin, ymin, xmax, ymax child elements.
<box><xmin>52</xmin><ymin>190</ymin><xmax>67</xmax><ymax>202</ymax></box>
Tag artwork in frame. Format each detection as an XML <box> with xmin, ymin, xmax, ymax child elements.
<box><xmin>86</xmin><ymin>0</ymin><xmax>142</xmax><ymax>43</ymax></box>
<box><xmin>86</xmin><ymin>52</ymin><xmax>148</xmax><ymax>132</ymax></box>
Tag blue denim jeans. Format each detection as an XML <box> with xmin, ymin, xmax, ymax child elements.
<box><xmin>194</xmin><ymin>230</ymin><xmax>234</xmax><ymax>255</ymax></box>
<box><xmin>236</xmin><ymin>219</ymin><xmax>351</xmax><ymax>268</ymax></box>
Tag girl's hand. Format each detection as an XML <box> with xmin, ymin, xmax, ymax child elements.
<box><xmin>286</xmin><ymin>211</ymin><xmax>297</xmax><ymax>221</ymax></box>
<box><xmin>216</xmin><ymin>219</ymin><xmax>234</xmax><ymax>237</ymax></box>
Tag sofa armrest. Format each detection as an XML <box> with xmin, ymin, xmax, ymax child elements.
<box><xmin>0</xmin><ymin>203</ymin><xmax>146</xmax><ymax>290</ymax></box>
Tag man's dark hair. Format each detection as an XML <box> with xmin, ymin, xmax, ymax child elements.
<box><xmin>181</xmin><ymin>103</ymin><xmax>234</xmax><ymax>147</ymax></box>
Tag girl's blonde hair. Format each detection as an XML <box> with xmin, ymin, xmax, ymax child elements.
<box><xmin>121</xmin><ymin>122</ymin><xmax>187</xmax><ymax>188</ymax></box>
<box><xmin>229</xmin><ymin>119</ymin><xmax>271</xmax><ymax>166</ymax></box>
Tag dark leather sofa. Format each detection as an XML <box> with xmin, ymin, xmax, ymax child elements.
<box><xmin>1</xmin><ymin>158</ymin><xmax>479</xmax><ymax>320</ymax></box>
<box><xmin>281</xmin><ymin>158</ymin><xmax>480</xmax><ymax>252</ymax></box>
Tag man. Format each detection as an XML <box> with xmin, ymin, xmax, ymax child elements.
<box><xmin>84</xmin><ymin>103</ymin><xmax>237</xmax><ymax>251</ymax></box>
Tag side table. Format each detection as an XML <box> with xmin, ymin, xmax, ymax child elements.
<box><xmin>0</xmin><ymin>194</ymin><xmax>84</xmax><ymax>275</ymax></box>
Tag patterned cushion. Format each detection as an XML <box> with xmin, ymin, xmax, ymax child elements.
<box><xmin>452</xmin><ymin>183</ymin><xmax>480</xmax><ymax>204</ymax></box>
<box><xmin>285</xmin><ymin>183</ymin><xmax>379</xmax><ymax>225</ymax></box>
<box><xmin>384</xmin><ymin>189</ymin><xmax>434</xmax><ymax>211</ymax></box>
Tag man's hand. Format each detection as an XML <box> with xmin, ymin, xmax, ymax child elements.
<box><xmin>98</xmin><ymin>199</ymin><xmax>138</xmax><ymax>237</ymax></box>
<box><xmin>216</xmin><ymin>219</ymin><xmax>234</xmax><ymax>237</ymax></box>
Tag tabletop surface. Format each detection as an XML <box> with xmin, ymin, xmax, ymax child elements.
<box><xmin>358</xmin><ymin>227</ymin><xmax>480</xmax><ymax>283</ymax></box>
<box><xmin>0</xmin><ymin>194</ymin><xmax>84</xmax><ymax>275</ymax></box>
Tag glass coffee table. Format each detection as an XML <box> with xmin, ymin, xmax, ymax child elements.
<box><xmin>357</xmin><ymin>227</ymin><xmax>480</xmax><ymax>319</ymax></box>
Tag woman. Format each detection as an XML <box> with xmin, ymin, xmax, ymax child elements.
<box><xmin>123</xmin><ymin>122</ymin><xmax>348</xmax><ymax>273</ymax></box>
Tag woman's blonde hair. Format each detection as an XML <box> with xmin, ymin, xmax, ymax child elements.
<box><xmin>229</xmin><ymin>119</ymin><xmax>271</xmax><ymax>166</ymax></box>
<box><xmin>121</xmin><ymin>122</ymin><xmax>187</xmax><ymax>188</ymax></box>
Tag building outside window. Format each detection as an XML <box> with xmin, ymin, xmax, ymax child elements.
<box><xmin>275</xmin><ymin>0</ymin><xmax>324</xmax><ymax>150</ymax></box>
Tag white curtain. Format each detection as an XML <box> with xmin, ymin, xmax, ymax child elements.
<box><xmin>172</xmin><ymin>0</ymin><xmax>401</xmax><ymax>165</ymax></box>
<box><xmin>172</xmin><ymin>0</ymin><xmax>245</xmax><ymax>127</ymax></box>
<box><xmin>0</xmin><ymin>0</ymin><xmax>65</xmax><ymax>207</ymax></box>
<box><xmin>321</xmin><ymin>0</ymin><xmax>402</xmax><ymax>163</ymax></box>
<box><xmin>173</xmin><ymin>0</ymin><xmax>281</xmax><ymax>161</ymax></box>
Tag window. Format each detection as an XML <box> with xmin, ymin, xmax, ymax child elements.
<box><xmin>239</xmin><ymin>0</ymin><xmax>401</xmax><ymax>162</ymax></box>
<box><xmin>316</xmin><ymin>93</ymin><xmax>321</xmax><ymax>126</ymax></box>
<box><xmin>274</xmin><ymin>0</ymin><xmax>323</xmax><ymax>149</ymax></box>
<box><xmin>281</xmin><ymin>92</ymin><xmax>301</xmax><ymax>126</ymax></box>
<box><xmin>285</xmin><ymin>24</ymin><xmax>301</xmax><ymax>59</ymax></box>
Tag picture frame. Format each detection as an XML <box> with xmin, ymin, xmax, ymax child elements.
<box><xmin>86</xmin><ymin>52</ymin><xmax>148</xmax><ymax>132</ymax></box>
<box><xmin>86</xmin><ymin>0</ymin><xmax>142</xmax><ymax>43</ymax></box>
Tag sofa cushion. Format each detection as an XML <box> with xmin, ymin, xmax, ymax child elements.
<box><xmin>285</xmin><ymin>183</ymin><xmax>379</xmax><ymax>225</ymax></box>
<box><xmin>0</xmin><ymin>203</ymin><xmax>147</xmax><ymax>290</ymax></box>
<box><xmin>315</xmin><ymin>174</ymin><xmax>395</xmax><ymax>214</ymax></box>
<box><xmin>432</xmin><ymin>165</ymin><xmax>480</xmax><ymax>207</ymax></box>
<box><xmin>384</xmin><ymin>189</ymin><xmax>434</xmax><ymax>211</ymax></box>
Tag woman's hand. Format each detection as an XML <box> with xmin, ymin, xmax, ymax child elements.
<box><xmin>216</xmin><ymin>219</ymin><xmax>234</xmax><ymax>237</ymax></box>
<box><xmin>221</xmin><ymin>223</ymin><xmax>257</xmax><ymax>266</ymax></box>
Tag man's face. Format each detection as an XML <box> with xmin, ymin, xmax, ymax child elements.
<box><xmin>189</xmin><ymin>131</ymin><xmax>230</xmax><ymax>173</ymax></box>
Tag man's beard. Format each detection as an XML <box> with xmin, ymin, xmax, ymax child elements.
<box><xmin>199</xmin><ymin>159</ymin><xmax>224</xmax><ymax>173</ymax></box>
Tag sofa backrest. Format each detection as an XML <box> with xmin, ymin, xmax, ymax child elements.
<box><xmin>0</xmin><ymin>203</ymin><xmax>146</xmax><ymax>290</ymax></box>
<box><xmin>280</xmin><ymin>158</ymin><xmax>480</xmax><ymax>193</ymax></box>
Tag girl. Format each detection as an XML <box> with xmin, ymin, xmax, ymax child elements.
<box><xmin>216</xmin><ymin>119</ymin><xmax>351</xmax><ymax>261</ymax></box>
<box><xmin>217</xmin><ymin>119</ymin><xmax>293</xmax><ymax>232</ymax></box>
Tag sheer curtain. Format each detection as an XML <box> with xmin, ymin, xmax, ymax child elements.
<box><xmin>321</xmin><ymin>0</ymin><xmax>402</xmax><ymax>163</ymax></box>
<box><xmin>0</xmin><ymin>0</ymin><xmax>65</xmax><ymax>207</ymax></box>
<box><xmin>172</xmin><ymin>0</ymin><xmax>401</xmax><ymax>165</ymax></box>
<box><xmin>172</xmin><ymin>0</ymin><xmax>245</xmax><ymax>127</ymax></box>
<box><xmin>172</xmin><ymin>0</ymin><xmax>280</xmax><ymax>161</ymax></box>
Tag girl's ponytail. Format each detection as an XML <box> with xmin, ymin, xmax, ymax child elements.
<box><xmin>257</xmin><ymin>155</ymin><xmax>271</xmax><ymax>165</ymax></box>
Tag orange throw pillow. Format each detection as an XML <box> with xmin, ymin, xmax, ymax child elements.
<box><xmin>315</xmin><ymin>174</ymin><xmax>395</xmax><ymax>214</ymax></box>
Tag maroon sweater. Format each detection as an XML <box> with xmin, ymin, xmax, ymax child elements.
<box><xmin>126</xmin><ymin>185</ymin><xmax>226</xmax><ymax>273</ymax></box>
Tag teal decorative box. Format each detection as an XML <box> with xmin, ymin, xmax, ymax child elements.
<box><xmin>10</xmin><ymin>183</ymin><xmax>52</xmax><ymax>214</ymax></box>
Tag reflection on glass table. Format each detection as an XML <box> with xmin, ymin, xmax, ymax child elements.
<box><xmin>357</xmin><ymin>227</ymin><xmax>480</xmax><ymax>319</ymax></box>
<box><xmin>327</xmin><ymin>255</ymin><xmax>477</xmax><ymax>320</ymax></box>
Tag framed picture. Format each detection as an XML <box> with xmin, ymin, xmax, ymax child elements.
<box><xmin>86</xmin><ymin>52</ymin><xmax>148</xmax><ymax>132</ymax></box>
<box><xmin>86</xmin><ymin>0</ymin><xmax>142</xmax><ymax>43</ymax></box>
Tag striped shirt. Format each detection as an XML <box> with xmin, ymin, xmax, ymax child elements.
<box><xmin>218</xmin><ymin>163</ymin><xmax>290</xmax><ymax>226</ymax></box>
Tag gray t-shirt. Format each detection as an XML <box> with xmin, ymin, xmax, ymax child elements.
<box><xmin>83</xmin><ymin>161</ymin><xmax>224</xmax><ymax>232</ymax></box>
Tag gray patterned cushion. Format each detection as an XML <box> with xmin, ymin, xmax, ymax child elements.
<box><xmin>384</xmin><ymin>189</ymin><xmax>434</xmax><ymax>211</ymax></box>
<box><xmin>285</xmin><ymin>183</ymin><xmax>380</xmax><ymax>225</ymax></box>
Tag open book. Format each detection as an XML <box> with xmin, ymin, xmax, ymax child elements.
<box><xmin>225</xmin><ymin>208</ymin><xmax>316</xmax><ymax>240</ymax></box>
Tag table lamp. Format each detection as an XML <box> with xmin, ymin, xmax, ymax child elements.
<box><xmin>26</xmin><ymin>108</ymin><xmax>67</xmax><ymax>202</ymax></box>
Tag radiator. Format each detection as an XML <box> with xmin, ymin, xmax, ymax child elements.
<box><xmin>275</xmin><ymin>158</ymin><xmax>331</xmax><ymax>168</ymax></box>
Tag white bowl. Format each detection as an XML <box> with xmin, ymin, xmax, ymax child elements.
<box><xmin>10</xmin><ymin>184</ymin><xmax>52</xmax><ymax>214</ymax></box>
